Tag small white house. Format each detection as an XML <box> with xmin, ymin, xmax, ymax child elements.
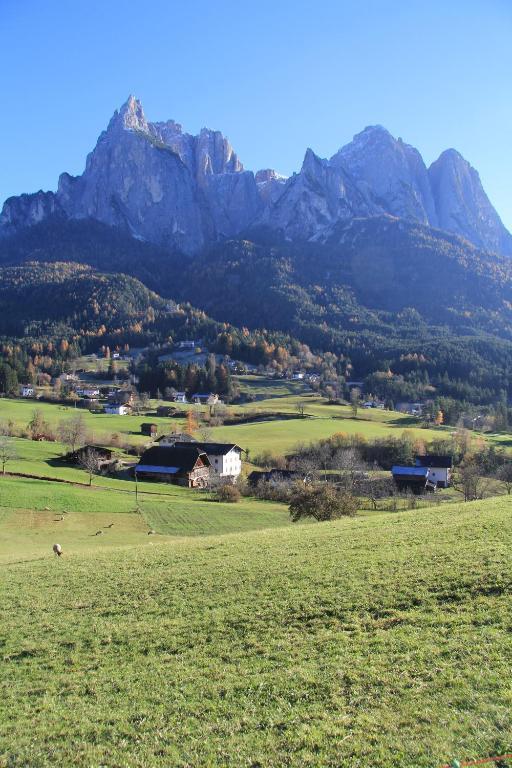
<box><xmin>177</xmin><ymin>340</ymin><xmax>198</xmax><ymax>350</ymax></box>
<box><xmin>76</xmin><ymin>387</ymin><xmax>100</xmax><ymax>398</ymax></box>
<box><xmin>104</xmin><ymin>404</ymin><xmax>131</xmax><ymax>415</ymax></box>
<box><xmin>20</xmin><ymin>385</ymin><xmax>35</xmax><ymax>398</ymax></box>
<box><xmin>191</xmin><ymin>393</ymin><xmax>220</xmax><ymax>406</ymax></box>
<box><xmin>173</xmin><ymin>392</ymin><xmax>187</xmax><ymax>403</ymax></box>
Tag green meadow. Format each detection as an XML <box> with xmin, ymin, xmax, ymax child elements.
<box><xmin>1</xmin><ymin>496</ymin><xmax>512</xmax><ymax>766</ymax></box>
<box><xmin>0</xmin><ymin>390</ymin><xmax>455</xmax><ymax>458</ymax></box>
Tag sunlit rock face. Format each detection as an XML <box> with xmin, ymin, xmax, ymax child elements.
<box><xmin>2</xmin><ymin>97</ymin><xmax>510</xmax><ymax>256</ymax></box>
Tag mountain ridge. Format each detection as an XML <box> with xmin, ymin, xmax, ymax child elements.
<box><xmin>1</xmin><ymin>95</ymin><xmax>511</xmax><ymax>256</ymax></box>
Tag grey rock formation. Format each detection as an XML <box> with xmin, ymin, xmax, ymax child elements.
<box><xmin>255</xmin><ymin>169</ymin><xmax>287</xmax><ymax>205</ymax></box>
<box><xmin>429</xmin><ymin>149</ymin><xmax>512</xmax><ymax>255</ymax></box>
<box><xmin>0</xmin><ymin>190</ymin><xmax>63</xmax><ymax>234</ymax></box>
<box><xmin>332</xmin><ymin>126</ymin><xmax>437</xmax><ymax>225</ymax></box>
<box><xmin>261</xmin><ymin>147</ymin><xmax>381</xmax><ymax>239</ymax></box>
<box><xmin>1</xmin><ymin>96</ymin><xmax>510</xmax><ymax>256</ymax></box>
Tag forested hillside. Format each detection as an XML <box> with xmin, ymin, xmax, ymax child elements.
<box><xmin>1</xmin><ymin>215</ymin><xmax>512</xmax><ymax>405</ymax></box>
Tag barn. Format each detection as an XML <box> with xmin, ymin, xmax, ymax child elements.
<box><xmin>135</xmin><ymin>445</ymin><xmax>211</xmax><ymax>488</ymax></box>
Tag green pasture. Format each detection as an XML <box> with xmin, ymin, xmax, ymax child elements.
<box><xmin>0</xmin><ymin>397</ymin><xmax>186</xmax><ymax>445</ymax></box>
<box><xmin>209</xmin><ymin>411</ymin><xmax>449</xmax><ymax>456</ymax></box>
<box><xmin>0</xmin><ymin>469</ymin><xmax>291</xmax><ymax>563</ymax></box>
<box><xmin>1</xmin><ymin>496</ymin><xmax>512</xmax><ymax>766</ymax></box>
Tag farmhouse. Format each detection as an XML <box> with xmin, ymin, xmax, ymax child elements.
<box><xmin>177</xmin><ymin>340</ymin><xmax>199</xmax><ymax>350</ymax></box>
<box><xmin>396</xmin><ymin>401</ymin><xmax>423</xmax><ymax>416</ymax></box>
<box><xmin>76</xmin><ymin>387</ymin><xmax>100</xmax><ymax>399</ymax></box>
<box><xmin>104</xmin><ymin>403</ymin><xmax>131</xmax><ymax>415</ymax></box>
<box><xmin>191</xmin><ymin>393</ymin><xmax>220</xmax><ymax>405</ymax></box>
<box><xmin>415</xmin><ymin>455</ymin><xmax>452</xmax><ymax>487</ymax></box>
<box><xmin>20</xmin><ymin>385</ymin><xmax>35</xmax><ymax>398</ymax></box>
<box><xmin>158</xmin><ymin>437</ymin><xmax>242</xmax><ymax>478</ymax></box>
<box><xmin>172</xmin><ymin>392</ymin><xmax>187</xmax><ymax>403</ymax></box>
<box><xmin>135</xmin><ymin>445</ymin><xmax>211</xmax><ymax>487</ymax></box>
<box><xmin>66</xmin><ymin>445</ymin><xmax>116</xmax><ymax>470</ymax></box>
<box><xmin>391</xmin><ymin>465</ymin><xmax>437</xmax><ymax>493</ymax></box>
<box><xmin>141</xmin><ymin>423</ymin><xmax>158</xmax><ymax>438</ymax></box>
<box><xmin>156</xmin><ymin>405</ymin><xmax>178</xmax><ymax>417</ymax></box>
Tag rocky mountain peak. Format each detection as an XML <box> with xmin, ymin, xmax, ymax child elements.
<box><xmin>429</xmin><ymin>149</ymin><xmax>512</xmax><ymax>255</ymax></box>
<box><xmin>109</xmin><ymin>95</ymin><xmax>149</xmax><ymax>134</ymax></box>
<box><xmin>332</xmin><ymin>125</ymin><xmax>437</xmax><ymax>224</ymax></box>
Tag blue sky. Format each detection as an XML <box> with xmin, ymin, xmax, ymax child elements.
<box><xmin>1</xmin><ymin>0</ymin><xmax>511</xmax><ymax>228</ymax></box>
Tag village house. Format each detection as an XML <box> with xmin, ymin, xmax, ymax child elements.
<box><xmin>415</xmin><ymin>455</ymin><xmax>453</xmax><ymax>487</ymax></box>
<box><xmin>396</xmin><ymin>401</ymin><xmax>423</xmax><ymax>416</ymax></box>
<box><xmin>176</xmin><ymin>340</ymin><xmax>199</xmax><ymax>350</ymax></box>
<box><xmin>391</xmin><ymin>454</ymin><xmax>452</xmax><ymax>493</ymax></box>
<box><xmin>156</xmin><ymin>405</ymin><xmax>179</xmax><ymax>417</ymax></box>
<box><xmin>135</xmin><ymin>445</ymin><xmax>211</xmax><ymax>487</ymax></box>
<box><xmin>65</xmin><ymin>445</ymin><xmax>116</xmax><ymax>471</ymax></box>
<box><xmin>171</xmin><ymin>392</ymin><xmax>187</xmax><ymax>403</ymax></box>
<box><xmin>20</xmin><ymin>385</ymin><xmax>35</xmax><ymax>398</ymax></box>
<box><xmin>391</xmin><ymin>465</ymin><xmax>437</xmax><ymax>494</ymax></box>
<box><xmin>76</xmin><ymin>387</ymin><xmax>101</xmax><ymax>399</ymax></box>
<box><xmin>158</xmin><ymin>437</ymin><xmax>242</xmax><ymax>479</ymax></box>
<box><xmin>141</xmin><ymin>422</ymin><xmax>158</xmax><ymax>438</ymax></box>
<box><xmin>110</xmin><ymin>390</ymin><xmax>135</xmax><ymax>406</ymax></box>
<box><xmin>191</xmin><ymin>393</ymin><xmax>220</xmax><ymax>406</ymax></box>
<box><xmin>104</xmin><ymin>403</ymin><xmax>131</xmax><ymax>415</ymax></box>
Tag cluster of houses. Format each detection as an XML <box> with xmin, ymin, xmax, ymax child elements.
<box><xmin>392</xmin><ymin>455</ymin><xmax>453</xmax><ymax>493</ymax></box>
<box><xmin>167</xmin><ymin>392</ymin><xmax>221</xmax><ymax>406</ymax></box>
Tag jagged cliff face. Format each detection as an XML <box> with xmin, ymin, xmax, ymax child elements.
<box><xmin>332</xmin><ymin>126</ymin><xmax>437</xmax><ymax>225</ymax></box>
<box><xmin>1</xmin><ymin>96</ymin><xmax>511</xmax><ymax>256</ymax></box>
<box><xmin>429</xmin><ymin>149</ymin><xmax>512</xmax><ymax>255</ymax></box>
<box><xmin>55</xmin><ymin>97</ymin><xmax>263</xmax><ymax>253</ymax></box>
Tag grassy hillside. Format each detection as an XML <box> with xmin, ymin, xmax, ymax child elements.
<box><xmin>1</xmin><ymin>496</ymin><xmax>511</xmax><ymax>766</ymax></box>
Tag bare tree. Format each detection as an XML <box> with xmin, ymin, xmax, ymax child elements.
<box><xmin>453</xmin><ymin>459</ymin><xmax>483</xmax><ymax>502</ymax></box>
<box><xmin>295</xmin><ymin>401</ymin><xmax>306</xmax><ymax>418</ymax></box>
<box><xmin>58</xmin><ymin>414</ymin><xmax>88</xmax><ymax>453</ymax></box>
<box><xmin>197</xmin><ymin>426</ymin><xmax>213</xmax><ymax>442</ymax></box>
<box><xmin>0</xmin><ymin>437</ymin><xmax>17</xmax><ymax>475</ymax></box>
<box><xmin>332</xmin><ymin>447</ymin><xmax>367</xmax><ymax>493</ymax></box>
<box><xmin>78</xmin><ymin>448</ymin><xmax>102</xmax><ymax>486</ymax></box>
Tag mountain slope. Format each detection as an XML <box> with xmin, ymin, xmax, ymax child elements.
<box><xmin>0</xmin><ymin>261</ymin><xmax>165</xmax><ymax>339</ymax></box>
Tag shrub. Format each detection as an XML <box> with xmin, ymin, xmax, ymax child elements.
<box><xmin>289</xmin><ymin>484</ymin><xmax>357</xmax><ymax>522</ymax></box>
<box><xmin>215</xmin><ymin>484</ymin><xmax>241</xmax><ymax>503</ymax></box>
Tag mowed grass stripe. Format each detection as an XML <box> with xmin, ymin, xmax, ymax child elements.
<box><xmin>1</xmin><ymin>497</ymin><xmax>511</xmax><ymax>766</ymax></box>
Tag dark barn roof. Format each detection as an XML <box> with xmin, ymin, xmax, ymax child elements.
<box><xmin>137</xmin><ymin>445</ymin><xmax>210</xmax><ymax>473</ymax></box>
<box><xmin>173</xmin><ymin>441</ymin><xmax>241</xmax><ymax>455</ymax></box>
<box><xmin>415</xmin><ymin>455</ymin><xmax>453</xmax><ymax>468</ymax></box>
